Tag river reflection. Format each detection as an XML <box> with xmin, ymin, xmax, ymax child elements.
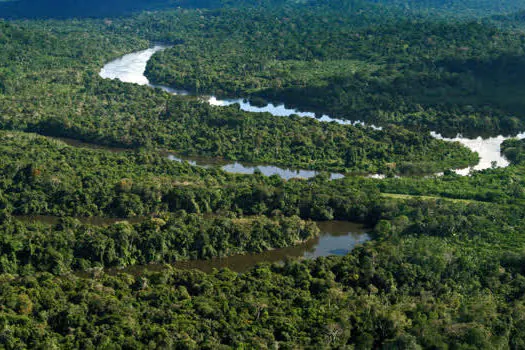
<box><xmin>431</xmin><ymin>131</ymin><xmax>525</xmax><ymax>175</ymax></box>
<box><xmin>101</xmin><ymin>45</ymin><xmax>381</xmax><ymax>129</ymax></box>
<box><xmin>53</xmin><ymin>136</ymin><xmax>345</xmax><ymax>180</ymax></box>
<box><xmin>106</xmin><ymin>221</ymin><xmax>370</xmax><ymax>274</ymax></box>
<box><xmin>16</xmin><ymin>215</ymin><xmax>369</xmax><ymax>273</ymax></box>
<box><xmin>99</xmin><ymin>46</ymin><xmax>159</xmax><ymax>85</ymax></box>
<box><xmin>167</xmin><ymin>154</ymin><xmax>345</xmax><ymax>180</ymax></box>
<box><xmin>208</xmin><ymin>96</ymin><xmax>381</xmax><ymax>129</ymax></box>
<box><xmin>99</xmin><ymin>46</ymin><xmax>525</xmax><ymax>176</ymax></box>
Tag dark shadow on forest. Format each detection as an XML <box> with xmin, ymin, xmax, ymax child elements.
<box><xmin>251</xmin><ymin>54</ymin><xmax>525</xmax><ymax>138</ymax></box>
<box><xmin>0</xmin><ymin>0</ymin><xmax>221</xmax><ymax>19</ymax></box>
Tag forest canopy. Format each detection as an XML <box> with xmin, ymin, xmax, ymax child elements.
<box><xmin>1</xmin><ymin>0</ymin><xmax>525</xmax><ymax>348</ymax></box>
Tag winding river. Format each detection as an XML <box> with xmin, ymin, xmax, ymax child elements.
<box><xmin>95</xmin><ymin>45</ymin><xmax>525</xmax><ymax>271</ymax></box>
<box><xmin>100</xmin><ymin>45</ymin><xmax>525</xmax><ymax>177</ymax></box>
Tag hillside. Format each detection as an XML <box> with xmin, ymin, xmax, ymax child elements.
<box><xmin>370</xmin><ymin>0</ymin><xmax>525</xmax><ymax>17</ymax></box>
<box><xmin>0</xmin><ymin>0</ymin><xmax>222</xmax><ymax>18</ymax></box>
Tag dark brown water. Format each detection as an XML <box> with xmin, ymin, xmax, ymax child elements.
<box><xmin>18</xmin><ymin>216</ymin><xmax>369</xmax><ymax>274</ymax></box>
<box><xmin>104</xmin><ymin>221</ymin><xmax>370</xmax><ymax>274</ymax></box>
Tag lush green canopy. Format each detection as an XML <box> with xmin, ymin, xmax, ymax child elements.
<box><xmin>1</xmin><ymin>1</ymin><xmax>525</xmax><ymax>348</ymax></box>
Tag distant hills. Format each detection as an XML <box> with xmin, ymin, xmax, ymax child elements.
<box><xmin>1</xmin><ymin>0</ymin><xmax>525</xmax><ymax>19</ymax></box>
<box><xmin>0</xmin><ymin>0</ymin><xmax>378</xmax><ymax>19</ymax></box>
<box><xmin>369</xmin><ymin>0</ymin><xmax>525</xmax><ymax>17</ymax></box>
<box><xmin>0</xmin><ymin>0</ymin><xmax>221</xmax><ymax>18</ymax></box>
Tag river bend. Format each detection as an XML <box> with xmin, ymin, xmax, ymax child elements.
<box><xmin>100</xmin><ymin>46</ymin><xmax>525</xmax><ymax>177</ymax></box>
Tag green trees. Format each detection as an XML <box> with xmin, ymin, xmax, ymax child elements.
<box><xmin>2</xmin><ymin>3</ymin><xmax>525</xmax><ymax>348</ymax></box>
<box><xmin>142</xmin><ymin>8</ymin><xmax>525</xmax><ymax>136</ymax></box>
<box><xmin>0</xmin><ymin>19</ymin><xmax>478</xmax><ymax>174</ymax></box>
<box><xmin>502</xmin><ymin>139</ymin><xmax>525</xmax><ymax>165</ymax></box>
<box><xmin>0</xmin><ymin>212</ymin><xmax>320</xmax><ymax>274</ymax></box>
<box><xmin>3</xmin><ymin>229</ymin><xmax>525</xmax><ymax>348</ymax></box>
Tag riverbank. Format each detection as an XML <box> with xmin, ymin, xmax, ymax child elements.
<box><xmin>100</xmin><ymin>46</ymin><xmax>500</xmax><ymax>177</ymax></box>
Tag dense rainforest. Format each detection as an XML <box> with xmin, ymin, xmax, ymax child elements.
<box><xmin>372</xmin><ymin>0</ymin><xmax>525</xmax><ymax>17</ymax></box>
<box><xmin>2</xmin><ymin>0</ymin><xmax>525</xmax><ymax>19</ymax></box>
<box><xmin>0</xmin><ymin>20</ymin><xmax>477</xmax><ymax>174</ymax></box>
<box><xmin>1</xmin><ymin>0</ymin><xmax>525</xmax><ymax>348</ymax></box>
<box><xmin>142</xmin><ymin>5</ymin><xmax>525</xmax><ymax>136</ymax></box>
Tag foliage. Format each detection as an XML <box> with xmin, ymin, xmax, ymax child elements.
<box><xmin>141</xmin><ymin>8</ymin><xmax>525</xmax><ymax>136</ymax></box>
<box><xmin>371</xmin><ymin>0</ymin><xmax>525</xmax><ymax>18</ymax></box>
<box><xmin>0</xmin><ymin>212</ymin><xmax>319</xmax><ymax>274</ymax></box>
<box><xmin>1</xmin><ymin>2</ymin><xmax>525</xmax><ymax>348</ymax></box>
<box><xmin>0</xmin><ymin>21</ymin><xmax>477</xmax><ymax>174</ymax></box>
<box><xmin>502</xmin><ymin>138</ymin><xmax>525</xmax><ymax>165</ymax></box>
<box><xmin>0</xmin><ymin>131</ymin><xmax>384</xmax><ymax>219</ymax></box>
<box><xmin>2</xmin><ymin>230</ymin><xmax>525</xmax><ymax>348</ymax></box>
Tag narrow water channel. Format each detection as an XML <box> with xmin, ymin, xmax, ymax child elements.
<box><xmin>55</xmin><ymin>135</ymin><xmax>345</xmax><ymax>180</ymax></box>
<box><xmin>167</xmin><ymin>154</ymin><xmax>345</xmax><ymax>180</ymax></box>
<box><xmin>16</xmin><ymin>215</ymin><xmax>145</xmax><ymax>226</ymax></box>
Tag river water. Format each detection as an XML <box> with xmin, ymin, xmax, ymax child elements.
<box><xmin>17</xmin><ymin>215</ymin><xmax>370</xmax><ymax>273</ymax></box>
<box><xmin>431</xmin><ymin>131</ymin><xmax>525</xmax><ymax>175</ymax></box>
<box><xmin>93</xmin><ymin>45</ymin><xmax>525</xmax><ymax>272</ymax></box>
<box><xmin>109</xmin><ymin>221</ymin><xmax>370</xmax><ymax>274</ymax></box>
<box><xmin>100</xmin><ymin>45</ymin><xmax>525</xmax><ymax>177</ymax></box>
<box><xmin>167</xmin><ymin>154</ymin><xmax>345</xmax><ymax>180</ymax></box>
